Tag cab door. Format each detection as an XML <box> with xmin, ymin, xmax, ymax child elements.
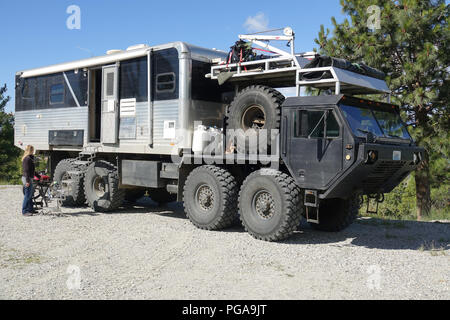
<box><xmin>101</xmin><ymin>64</ymin><xmax>119</xmax><ymax>144</ymax></box>
<box><xmin>285</xmin><ymin>108</ymin><xmax>343</xmax><ymax>189</ymax></box>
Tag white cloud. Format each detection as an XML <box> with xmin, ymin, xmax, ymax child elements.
<box><xmin>243</xmin><ymin>12</ymin><xmax>269</xmax><ymax>33</ymax></box>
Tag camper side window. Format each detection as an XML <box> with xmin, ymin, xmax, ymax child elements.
<box><xmin>120</xmin><ymin>56</ymin><xmax>148</xmax><ymax>102</ymax></box>
<box><xmin>152</xmin><ymin>48</ymin><xmax>179</xmax><ymax>101</ymax></box>
<box><xmin>50</xmin><ymin>83</ymin><xmax>64</xmax><ymax>105</ymax></box>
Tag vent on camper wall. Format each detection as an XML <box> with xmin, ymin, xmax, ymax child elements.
<box><xmin>126</xmin><ymin>44</ymin><xmax>149</xmax><ymax>51</ymax></box>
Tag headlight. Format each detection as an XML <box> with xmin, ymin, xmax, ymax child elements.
<box><xmin>366</xmin><ymin>150</ymin><xmax>378</xmax><ymax>164</ymax></box>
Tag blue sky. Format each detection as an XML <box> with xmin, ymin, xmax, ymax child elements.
<box><xmin>0</xmin><ymin>0</ymin><xmax>346</xmax><ymax>113</ymax></box>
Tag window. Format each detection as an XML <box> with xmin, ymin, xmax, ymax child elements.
<box><xmin>65</xmin><ymin>70</ymin><xmax>88</xmax><ymax>106</ymax></box>
<box><xmin>50</xmin><ymin>83</ymin><xmax>64</xmax><ymax>104</ymax></box>
<box><xmin>156</xmin><ymin>72</ymin><xmax>175</xmax><ymax>92</ymax></box>
<box><xmin>372</xmin><ymin>109</ymin><xmax>411</xmax><ymax>139</ymax></box>
<box><xmin>340</xmin><ymin>104</ymin><xmax>384</xmax><ymax>138</ymax></box>
<box><xmin>106</xmin><ymin>73</ymin><xmax>115</xmax><ymax>96</ymax></box>
<box><xmin>16</xmin><ymin>71</ymin><xmax>86</xmax><ymax>111</ymax></box>
<box><xmin>151</xmin><ymin>48</ymin><xmax>179</xmax><ymax>101</ymax></box>
<box><xmin>191</xmin><ymin>60</ymin><xmax>234</xmax><ymax>103</ymax></box>
<box><xmin>120</xmin><ymin>56</ymin><xmax>148</xmax><ymax>102</ymax></box>
<box><xmin>294</xmin><ymin>110</ymin><xmax>340</xmax><ymax>138</ymax></box>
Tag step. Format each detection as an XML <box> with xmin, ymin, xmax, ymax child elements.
<box><xmin>73</xmin><ymin>160</ymin><xmax>90</xmax><ymax>166</ymax></box>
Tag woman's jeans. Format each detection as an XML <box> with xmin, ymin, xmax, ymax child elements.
<box><xmin>22</xmin><ymin>177</ymin><xmax>34</xmax><ymax>214</ymax></box>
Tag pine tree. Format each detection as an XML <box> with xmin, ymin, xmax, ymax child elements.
<box><xmin>0</xmin><ymin>84</ymin><xmax>21</xmax><ymax>183</ymax></box>
<box><xmin>315</xmin><ymin>0</ymin><xmax>449</xmax><ymax>220</ymax></box>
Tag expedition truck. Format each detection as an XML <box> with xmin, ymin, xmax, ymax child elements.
<box><xmin>14</xmin><ymin>28</ymin><xmax>424</xmax><ymax>241</ymax></box>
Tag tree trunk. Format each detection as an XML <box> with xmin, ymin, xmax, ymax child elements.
<box><xmin>415</xmin><ymin>151</ymin><xmax>431</xmax><ymax>221</ymax></box>
<box><xmin>414</xmin><ymin>109</ymin><xmax>432</xmax><ymax>221</ymax></box>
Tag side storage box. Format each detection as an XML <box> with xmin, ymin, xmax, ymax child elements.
<box><xmin>121</xmin><ymin>160</ymin><xmax>165</xmax><ymax>188</ymax></box>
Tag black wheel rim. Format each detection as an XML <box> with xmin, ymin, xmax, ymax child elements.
<box><xmin>241</xmin><ymin>105</ymin><xmax>266</xmax><ymax>130</ymax></box>
<box><xmin>252</xmin><ymin>189</ymin><xmax>275</xmax><ymax>220</ymax></box>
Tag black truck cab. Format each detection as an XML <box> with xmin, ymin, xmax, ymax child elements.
<box><xmin>281</xmin><ymin>94</ymin><xmax>424</xmax><ymax>200</ymax></box>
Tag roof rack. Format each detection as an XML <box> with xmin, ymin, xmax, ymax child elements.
<box><xmin>208</xmin><ymin>27</ymin><xmax>390</xmax><ymax>98</ymax></box>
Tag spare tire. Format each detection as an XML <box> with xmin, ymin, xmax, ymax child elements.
<box><xmin>226</xmin><ymin>85</ymin><xmax>284</xmax><ymax>154</ymax></box>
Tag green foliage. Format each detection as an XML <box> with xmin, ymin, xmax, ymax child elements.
<box><xmin>379</xmin><ymin>175</ymin><xmax>417</xmax><ymax>219</ymax></box>
<box><xmin>0</xmin><ymin>84</ymin><xmax>22</xmax><ymax>184</ymax></box>
<box><xmin>316</xmin><ymin>0</ymin><xmax>449</xmax><ymax>218</ymax></box>
<box><xmin>363</xmin><ymin>174</ymin><xmax>449</xmax><ymax>220</ymax></box>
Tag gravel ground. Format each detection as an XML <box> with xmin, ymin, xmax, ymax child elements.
<box><xmin>0</xmin><ymin>185</ymin><xmax>448</xmax><ymax>300</ymax></box>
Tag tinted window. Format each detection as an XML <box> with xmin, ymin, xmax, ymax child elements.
<box><xmin>50</xmin><ymin>83</ymin><xmax>64</xmax><ymax>104</ymax></box>
<box><xmin>120</xmin><ymin>56</ymin><xmax>148</xmax><ymax>102</ymax></box>
<box><xmin>372</xmin><ymin>110</ymin><xmax>411</xmax><ymax>139</ymax></box>
<box><xmin>340</xmin><ymin>104</ymin><xmax>384</xmax><ymax>137</ymax></box>
<box><xmin>152</xmin><ymin>48</ymin><xmax>179</xmax><ymax>101</ymax></box>
<box><xmin>294</xmin><ymin>110</ymin><xmax>340</xmax><ymax>138</ymax></box>
<box><xmin>65</xmin><ymin>70</ymin><xmax>88</xmax><ymax>106</ymax></box>
<box><xmin>191</xmin><ymin>60</ymin><xmax>233</xmax><ymax>103</ymax></box>
<box><xmin>16</xmin><ymin>71</ymin><xmax>87</xmax><ymax>111</ymax></box>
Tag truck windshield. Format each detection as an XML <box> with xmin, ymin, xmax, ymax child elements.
<box><xmin>340</xmin><ymin>104</ymin><xmax>411</xmax><ymax>140</ymax></box>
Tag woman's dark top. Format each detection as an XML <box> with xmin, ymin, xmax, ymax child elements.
<box><xmin>22</xmin><ymin>155</ymin><xmax>35</xmax><ymax>183</ymax></box>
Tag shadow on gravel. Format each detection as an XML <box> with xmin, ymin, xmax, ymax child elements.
<box><xmin>54</xmin><ymin>198</ymin><xmax>187</xmax><ymax>219</ymax></box>
<box><xmin>284</xmin><ymin>218</ymin><xmax>450</xmax><ymax>251</ymax></box>
<box><xmin>53</xmin><ymin>196</ymin><xmax>449</xmax><ymax>252</ymax></box>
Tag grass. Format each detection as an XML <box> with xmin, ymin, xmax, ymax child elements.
<box><xmin>359</xmin><ymin>207</ymin><xmax>449</xmax><ymax>223</ymax></box>
<box><xmin>0</xmin><ymin>244</ymin><xmax>44</xmax><ymax>269</ymax></box>
<box><xmin>356</xmin><ymin>217</ymin><xmax>408</xmax><ymax>229</ymax></box>
<box><xmin>418</xmin><ymin>241</ymin><xmax>447</xmax><ymax>256</ymax></box>
<box><xmin>0</xmin><ymin>180</ymin><xmax>20</xmax><ymax>186</ymax></box>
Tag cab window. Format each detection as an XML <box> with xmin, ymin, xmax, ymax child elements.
<box><xmin>294</xmin><ymin>109</ymin><xmax>340</xmax><ymax>138</ymax></box>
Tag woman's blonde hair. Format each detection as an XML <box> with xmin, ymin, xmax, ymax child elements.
<box><xmin>21</xmin><ymin>145</ymin><xmax>34</xmax><ymax>162</ymax></box>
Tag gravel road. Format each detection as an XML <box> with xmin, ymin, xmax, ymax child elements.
<box><xmin>0</xmin><ymin>185</ymin><xmax>448</xmax><ymax>300</ymax></box>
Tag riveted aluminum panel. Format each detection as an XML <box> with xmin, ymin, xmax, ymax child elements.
<box><xmin>14</xmin><ymin>107</ymin><xmax>88</xmax><ymax>151</ymax></box>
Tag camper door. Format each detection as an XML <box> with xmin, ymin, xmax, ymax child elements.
<box><xmin>101</xmin><ymin>65</ymin><xmax>119</xmax><ymax>144</ymax></box>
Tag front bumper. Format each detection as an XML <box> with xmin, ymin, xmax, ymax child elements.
<box><xmin>321</xmin><ymin>143</ymin><xmax>424</xmax><ymax>199</ymax></box>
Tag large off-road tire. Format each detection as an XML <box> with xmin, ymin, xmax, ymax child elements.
<box><xmin>238</xmin><ymin>169</ymin><xmax>303</xmax><ymax>241</ymax></box>
<box><xmin>183</xmin><ymin>165</ymin><xmax>238</xmax><ymax>230</ymax></box>
<box><xmin>149</xmin><ymin>188</ymin><xmax>177</xmax><ymax>205</ymax></box>
<box><xmin>84</xmin><ymin>160</ymin><xmax>125</xmax><ymax>212</ymax></box>
<box><xmin>53</xmin><ymin>158</ymin><xmax>86</xmax><ymax>206</ymax></box>
<box><xmin>226</xmin><ymin>85</ymin><xmax>284</xmax><ymax>154</ymax></box>
<box><xmin>310</xmin><ymin>195</ymin><xmax>359</xmax><ymax>232</ymax></box>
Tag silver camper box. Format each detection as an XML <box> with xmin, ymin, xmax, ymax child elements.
<box><xmin>14</xmin><ymin>42</ymin><xmax>229</xmax><ymax>156</ymax></box>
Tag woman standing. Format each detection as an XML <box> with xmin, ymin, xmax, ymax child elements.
<box><xmin>22</xmin><ymin>145</ymin><xmax>36</xmax><ymax>216</ymax></box>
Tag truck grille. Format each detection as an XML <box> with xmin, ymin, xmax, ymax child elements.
<box><xmin>362</xmin><ymin>161</ymin><xmax>406</xmax><ymax>191</ymax></box>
